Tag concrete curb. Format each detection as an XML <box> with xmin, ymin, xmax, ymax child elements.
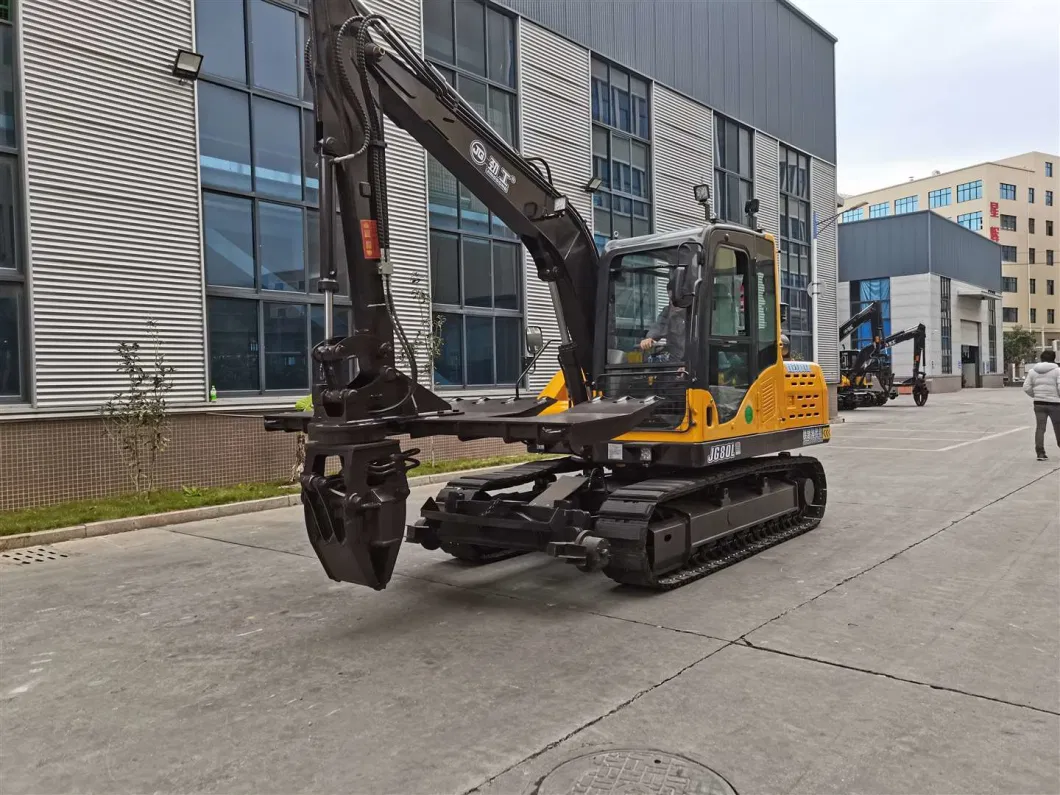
<box><xmin>0</xmin><ymin>463</ymin><xmax>520</xmax><ymax>552</ymax></box>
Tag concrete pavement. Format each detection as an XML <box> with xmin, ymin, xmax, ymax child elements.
<box><xmin>1</xmin><ymin>387</ymin><xmax>1058</xmax><ymax>794</ymax></box>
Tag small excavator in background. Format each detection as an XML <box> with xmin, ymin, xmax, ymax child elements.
<box><xmin>838</xmin><ymin>301</ymin><xmax>928</xmax><ymax>410</ymax></box>
<box><xmin>262</xmin><ymin>0</ymin><xmax>831</xmax><ymax>593</ymax></box>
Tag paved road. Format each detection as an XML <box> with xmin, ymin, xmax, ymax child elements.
<box><xmin>2</xmin><ymin>388</ymin><xmax>1058</xmax><ymax>794</ymax></box>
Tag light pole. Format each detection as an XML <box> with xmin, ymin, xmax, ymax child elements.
<box><xmin>811</xmin><ymin>200</ymin><xmax>867</xmax><ymax>362</ymax></box>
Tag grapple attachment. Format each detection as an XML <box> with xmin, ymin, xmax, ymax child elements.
<box><xmin>278</xmin><ymin>394</ymin><xmax>661</xmax><ymax>590</ymax></box>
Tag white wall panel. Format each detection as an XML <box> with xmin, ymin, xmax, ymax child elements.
<box><xmin>373</xmin><ymin>0</ymin><xmax>432</xmax><ymax>383</ymax></box>
<box><xmin>517</xmin><ymin>20</ymin><xmax>591</xmax><ymax>391</ymax></box>
<box><xmin>754</xmin><ymin>132</ymin><xmax>780</xmax><ymax>237</ymax></box>
<box><xmin>810</xmin><ymin>158</ymin><xmax>839</xmax><ymax>382</ymax></box>
<box><xmin>652</xmin><ymin>86</ymin><xmax>712</xmax><ymax>233</ymax></box>
<box><xmin>21</xmin><ymin>0</ymin><xmax>204</xmax><ymax>407</ymax></box>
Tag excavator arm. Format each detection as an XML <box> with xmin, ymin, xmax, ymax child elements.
<box><xmin>839</xmin><ymin>300</ymin><xmax>883</xmax><ymax>345</ymax></box>
<box><xmin>878</xmin><ymin>323</ymin><xmax>928</xmax><ymax>387</ymax></box>
<box><xmin>308</xmin><ymin>0</ymin><xmax>597</xmax><ymax>405</ymax></box>
<box><xmin>264</xmin><ymin>0</ymin><xmax>658</xmax><ymax>590</ymax></box>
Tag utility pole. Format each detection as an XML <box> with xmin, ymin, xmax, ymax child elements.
<box><xmin>811</xmin><ymin>201</ymin><xmax>867</xmax><ymax>362</ymax></box>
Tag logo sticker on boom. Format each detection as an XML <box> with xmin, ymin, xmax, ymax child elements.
<box><xmin>707</xmin><ymin>441</ymin><xmax>742</xmax><ymax>464</ymax></box>
<box><xmin>784</xmin><ymin>361</ymin><xmax>813</xmax><ymax>373</ymax></box>
<box><xmin>469</xmin><ymin>139</ymin><xmax>516</xmax><ymax>194</ymax></box>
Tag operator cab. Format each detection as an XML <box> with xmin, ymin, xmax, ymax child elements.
<box><xmin>592</xmin><ymin>222</ymin><xmax>780</xmax><ymax>431</ymax></box>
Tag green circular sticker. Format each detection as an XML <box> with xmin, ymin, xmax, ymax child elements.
<box><xmin>744</xmin><ymin>405</ymin><xmax>754</xmax><ymax>424</ymax></box>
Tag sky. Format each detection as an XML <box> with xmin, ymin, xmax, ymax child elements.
<box><xmin>789</xmin><ymin>0</ymin><xmax>1060</xmax><ymax>196</ymax></box>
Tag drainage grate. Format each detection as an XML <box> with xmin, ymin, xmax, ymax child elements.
<box><xmin>534</xmin><ymin>749</ymin><xmax>737</xmax><ymax>795</ymax></box>
<box><xmin>0</xmin><ymin>547</ymin><xmax>70</xmax><ymax>565</ymax></box>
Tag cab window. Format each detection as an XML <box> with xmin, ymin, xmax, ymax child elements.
<box><xmin>708</xmin><ymin>246</ymin><xmax>753</xmax><ymax>423</ymax></box>
<box><xmin>756</xmin><ymin>255</ymin><xmax>778</xmax><ymax>371</ymax></box>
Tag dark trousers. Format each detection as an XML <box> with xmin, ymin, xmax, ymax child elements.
<box><xmin>1033</xmin><ymin>402</ymin><xmax>1060</xmax><ymax>454</ymax></box>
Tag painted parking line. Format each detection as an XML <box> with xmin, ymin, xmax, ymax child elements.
<box><xmin>826</xmin><ymin>426</ymin><xmax>1029</xmax><ymax>453</ymax></box>
<box><xmin>935</xmin><ymin>426</ymin><xmax>1030</xmax><ymax>451</ymax></box>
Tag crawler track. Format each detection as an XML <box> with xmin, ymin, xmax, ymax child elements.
<box><xmin>601</xmin><ymin>456</ymin><xmax>827</xmax><ymax>590</ymax></box>
<box><xmin>418</xmin><ymin>454</ymin><xmax>827</xmax><ymax>590</ymax></box>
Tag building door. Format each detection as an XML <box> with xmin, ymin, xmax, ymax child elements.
<box><xmin>960</xmin><ymin>320</ymin><xmax>981</xmax><ymax>388</ymax></box>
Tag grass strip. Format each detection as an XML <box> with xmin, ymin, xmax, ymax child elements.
<box><xmin>0</xmin><ymin>453</ymin><xmax>553</xmax><ymax>536</ymax></box>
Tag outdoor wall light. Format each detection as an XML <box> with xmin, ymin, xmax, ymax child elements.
<box><xmin>692</xmin><ymin>183</ymin><xmax>711</xmax><ymax>204</ymax></box>
<box><xmin>172</xmin><ymin>49</ymin><xmax>204</xmax><ymax>82</ymax></box>
<box><xmin>583</xmin><ymin>176</ymin><xmax>603</xmax><ymax>193</ymax></box>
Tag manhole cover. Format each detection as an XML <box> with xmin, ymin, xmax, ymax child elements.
<box><xmin>0</xmin><ymin>547</ymin><xmax>70</xmax><ymax>565</ymax></box>
<box><xmin>534</xmin><ymin>749</ymin><xmax>737</xmax><ymax>795</ymax></box>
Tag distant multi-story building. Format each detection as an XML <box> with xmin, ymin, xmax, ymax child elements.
<box><xmin>841</xmin><ymin>152</ymin><xmax>1060</xmax><ymax>349</ymax></box>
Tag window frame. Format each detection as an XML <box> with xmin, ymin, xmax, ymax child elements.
<box><xmin>196</xmin><ymin>0</ymin><xmax>352</xmax><ymax>397</ymax></box>
<box><xmin>956</xmin><ymin>211</ymin><xmax>982</xmax><ymax>231</ymax></box>
<box><xmin>940</xmin><ymin>276</ymin><xmax>952</xmax><ymax>375</ymax></box>
<box><xmin>0</xmin><ymin>5</ymin><xmax>27</xmax><ymax>403</ymax></box>
<box><xmin>714</xmin><ymin>113</ymin><xmax>756</xmax><ymax>227</ymax></box>
<box><xmin>928</xmin><ymin>187</ymin><xmax>951</xmax><ymax>208</ymax></box>
<box><xmin>1002</xmin><ymin>307</ymin><xmax>1018</xmax><ymax>323</ymax></box>
<box><xmin>1001</xmin><ymin>277</ymin><xmax>1018</xmax><ymax>292</ymax></box>
<box><xmin>1046</xmin><ymin>190</ymin><xmax>1054</xmax><ymax>206</ymax></box>
<box><xmin>591</xmin><ymin>55</ymin><xmax>653</xmax><ymax>250</ymax></box>
<box><xmin>999</xmin><ymin>183</ymin><xmax>1016</xmax><ymax>201</ymax></box>
<box><xmin>1000</xmin><ymin>245</ymin><xmax>1017</xmax><ymax>263</ymax></box>
<box><xmin>895</xmin><ymin>195</ymin><xmax>918</xmax><ymax>214</ymax></box>
<box><xmin>868</xmin><ymin>202</ymin><xmax>889</xmax><ymax>218</ymax></box>
<box><xmin>424</xmin><ymin>0</ymin><xmax>524</xmax><ymax>390</ymax></box>
<box><xmin>956</xmin><ymin>179</ymin><xmax>982</xmax><ymax>202</ymax></box>
<box><xmin>987</xmin><ymin>299</ymin><xmax>997</xmax><ymax>373</ymax></box>
<box><xmin>1029</xmin><ymin>187</ymin><xmax>1035</xmax><ymax>203</ymax></box>
<box><xmin>999</xmin><ymin>214</ymin><xmax>1017</xmax><ymax>232</ymax></box>
<box><xmin>778</xmin><ymin>143</ymin><xmax>811</xmax><ymax>361</ymax></box>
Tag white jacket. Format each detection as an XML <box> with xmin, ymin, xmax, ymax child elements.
<box><xmin>1023</xmin><ymin>361</ymin><xmax>1060</xmax><ymax>403</ymax></box>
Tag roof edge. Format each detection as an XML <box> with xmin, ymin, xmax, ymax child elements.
<box><xmin>780</xmin><ymin>0</ymin><xmax>838</xmax><ymax>43</ymax></box>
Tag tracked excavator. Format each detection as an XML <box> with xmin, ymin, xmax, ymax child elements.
<box><xmin>263</xmin><ymin>0</ymin><xmax>831</xmax><ymax>592</ymax></box>
<box><xmin>838</xmin><ymin>302</ymin><xmax>928</xmax><ymax>410</ymax></box>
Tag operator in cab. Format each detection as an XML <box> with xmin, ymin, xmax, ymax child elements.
<box><xmin>638</xmin><ymin>303</ymin><xmax>686</xmax><ymax>362</ymax></box>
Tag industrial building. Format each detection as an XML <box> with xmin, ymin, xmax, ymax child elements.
<box><xmin>0</xmin><ymin>0</ymin><xmax>839</xmax><ymax>509</ymax></box>
<box><xmin>838</xmin><ymin>211</ymin><xmax>1003</xmax><ymax>393</ymax></box>
<box><xmin>840</xmin><ymin>152</ymin><xmax>1060</xmax><ymax>350</ymax></box>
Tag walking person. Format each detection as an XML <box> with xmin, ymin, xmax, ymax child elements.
<box><xmin>1022</xmin><ymin>349</ymin><xmax>1060</xmax><ymax>460</ymax></box>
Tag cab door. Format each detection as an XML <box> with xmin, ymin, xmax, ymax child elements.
<box><xmin>701</xmin><ymin>229</ymin><xmax>760</xmax><ymax>424</ymax></box>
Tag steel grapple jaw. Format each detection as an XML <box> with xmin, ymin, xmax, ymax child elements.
<box><xmin>299</xmin><ymin>438</ymin><xmax>415</xmax><ymax>590</ymax></box>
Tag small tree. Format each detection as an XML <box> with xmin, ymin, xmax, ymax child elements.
<box><xmin>396</xmin><ymin>275</ymin><xmax>446</xmax><ymax>381</ymax></box>
<box><xmin>100</xmin><ymin>320</ymin><xmax>175</xmax><ymax>496</ymax></box>
<box><xmin>1004</xmin><ymin>325</ymin><xmax>1037</xmax><ymax>371</ymax></box>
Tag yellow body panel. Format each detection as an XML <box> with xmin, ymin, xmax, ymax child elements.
<box><xmin>536</xmin><ymin>358</ymin><xmax>828</xmax><ymax>447</ymax></box>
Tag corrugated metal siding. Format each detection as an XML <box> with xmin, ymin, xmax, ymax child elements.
<box><xmin>754</xmin><ymin>132</ymin><xmax>780</xmax><ymax>237</ymax></box>
<box><xmin>810</xmin><ymin>158</ymin><xmax>839</xmax><ymax>382</ymax></box>
<box><xmin>838</xmin><ymin>213</ymin><xmax>930</xmax><ymax>282</ymax></box>
<box><xmin>927</xmin><ymin>212</ymin><xmax>1002</xmax><ymax>292</ymax></box>
<box><xmin>374</xmin><ymin>0</ymin><xmax>431</xmax><ymax>380</ymax></box>
<box><xmin>517</xmin><ymin>19</ymin><xmax>591</xmax><ymax>391</ymax></box>
<box><xmin>496</xmin><ymin>0</ymin><xmax>837</xmax><ymax>163</ymax></box>
<box><xmin>837</xmin><ymin>212</ymin><xmax>1001</xmax><ymax>292</ymax></box>
<box><xmin>20</xmin><ymin>0</ymin><xmax>204</xmax><ymax>407</ymax></box>
<box><xmin>652</xmin><ymin>85</ymin><xmax>712</xmax><ymax>233</ymax></box>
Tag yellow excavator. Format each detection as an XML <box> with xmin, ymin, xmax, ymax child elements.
<box><xmin>265</xmin><ymin>0</ymin><xmax>830</xmax><ymax>591</ymax></box>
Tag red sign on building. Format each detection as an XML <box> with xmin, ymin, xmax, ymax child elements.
<box><xmin>990</xmin><ymin>226</ymin><xmax>1000</xmax><ymax>241</ymax></box>
<box><xmin>989</xmin><ymin>201</ymin><xmax>999</xmax><ymax>217</ymax></box>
